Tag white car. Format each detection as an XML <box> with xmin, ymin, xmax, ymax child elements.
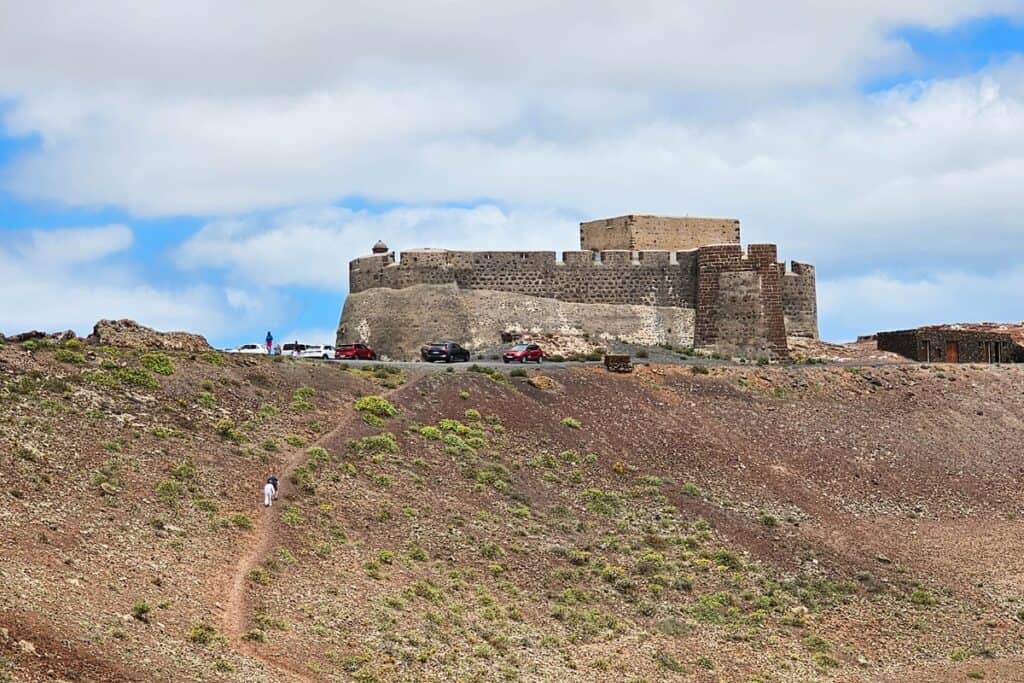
<box><xmin>298</xmin><ymin>344</ymin><xmax>334</xmax><ymax>359</ymax></box>
<box><xmin>226</xmin><ymin>343</ymin><xmax>268</xmax><ymax>354</ymax></box>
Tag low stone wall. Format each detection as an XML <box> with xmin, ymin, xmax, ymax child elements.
<box><xmin>337</xmin><ymin>283</ymin><xmax>695</xmax><ymax>360</ymax></box>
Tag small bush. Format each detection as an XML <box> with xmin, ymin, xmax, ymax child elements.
<box><xmin>464</xmin><ymin>408</ymin><xmax>482</xmax><ymax>421</ymax></box>
<box><xmin>910</xmin><ymin>589</ymin><xmax>936</xmax><ymax>606</ymax></box>
<box><xmin>560</xmin><ymin>417</ymin><xmax>582</xmax><ymax>429</ymax></box>
<box><xmin>201</xmin><ymin>351</ymin><xmax>225</xmax><ymax>366</ymax></box>
<box><xmin>582</xmin><ymin>488</ymin><xmax>621</xmax><ymax>515</ymax></box>
<box><xmin>140</xmin><ymin>353</ymin><xmax>175</xmax><ymax>375</ymax></box>
<box><xmin>680</xmin><ymin>482</ymin><xmax>701</xmax><ymax>497</ymax></box>
<box><xmin>291</xmin><ymin>386</ymin><xmax>315</xmax><ymax>411</ymax></box>
<box><xmin>156</xmin><ymin>479</ymin><xmax>183</xmax><ymax>503</ymax></box>
<box><xmin>284</xmin><ymin>434</ymin><xmax>306</xmax><ymax>447</ymax></box>
<box><xmin>354</xmin><ymin>395</ymin><xmax>397</xmax><ymax>418</ymax></box>
<box><xmin>197</xmin><ymin>391</ymin><xmax>216</xmax><ymax>408</ymax></box>
<box><xmin>188</xmin><ymin>622</ymin><xmax>220</xmax><ymax>646</ymax></box>
<box><xmin>54</xmin><ymin>348</ymin><xmax>86</xmax><ymax>364</ymax></box>
<box><xmin>509</xmin><ymin>368</ymin><xmax>528</xmax><ymax>378</ymax></box>
<box><xmin>117</xmin><ymin>367</ymin><xmax>159</xmax><ymax>388</ymax></box>
<box><xmin>419</xmin><ymin>426</ymin><xmax>442</xmax><ymax>440</ymax></box>
<box><xmin>691</xmin><ymin>365</ymin><xmax>710</xmax><ymax>375</ymax></box>
<box><xmin>350</xmin><ymin>432</ymin><xmax>399</xmax><ymax>455</ymax></box>
<box><xmin>459</xmin><ymin>391</ymin><xmax>470</xmax><ymax>400</ymax></box>
<box><xmin>131</xmin><ymin>601</ymin><xmax>151</xmax><ymax>622</ymax></box>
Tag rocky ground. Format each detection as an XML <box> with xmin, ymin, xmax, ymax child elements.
<box><xmin>1</xmin><ymin>333</ymin><xmax>1023</xmax><ymax>682</ymax></box>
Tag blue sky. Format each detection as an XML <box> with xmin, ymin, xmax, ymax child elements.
<box><xmin>1</xmin><ymin>3</ymin><xmax>1023</xmax><ymax>346</ymax></box>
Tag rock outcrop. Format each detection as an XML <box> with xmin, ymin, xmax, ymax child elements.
<box><xmin>86</xmin><ymin>319</ymin><xmax>212</xmax><ymax>352</ymax></box>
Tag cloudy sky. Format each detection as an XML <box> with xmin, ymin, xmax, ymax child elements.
<box><xmin>1</xmin><ymin>1</ymin><xmax>1023</xmax><ymax>345</ymax></box>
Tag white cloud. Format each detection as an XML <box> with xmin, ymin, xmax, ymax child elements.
<box><xmin>0</xmin><ymin>225</ymin><xmax>287</xmax><ymax>339</ymax></box>
<box><xmin>174</xmin><ymin>205</ymin><xmax>579</xmax><ymax>290</ymax></box>
<box><xmin>11</xmin><ymin>224</ymin><xmax>133</xmax><ymax>266</ymax></box>
<box><xmin>819</xmin><ymin>268</ymin><xmax>1024</xmax><ymax>340</ymax></box>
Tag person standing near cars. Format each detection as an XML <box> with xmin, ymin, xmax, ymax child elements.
<box><xmin>265</xmin><ymin>331</ymin><xmax>273</xmax><ymax>354</ymax></box>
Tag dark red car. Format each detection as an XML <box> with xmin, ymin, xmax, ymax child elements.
<box><xmin>335</xmin><ymin>343</ymin><xmax>377</xmax><ymax>360</ymax></box>
<box><xmin>502</xmin><ymin>343</ymin><xmax>543</xmax><ymax>363</ymax></box>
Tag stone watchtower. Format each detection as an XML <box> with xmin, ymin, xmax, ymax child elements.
<box><xmin>580</xmin><ymin>215</ymin><xmax>741</xmax><ymax>251</ymax></box>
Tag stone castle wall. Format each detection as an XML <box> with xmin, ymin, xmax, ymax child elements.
<box><xmin>350</xmin><ymin>249</ymin><xmax>701</xmax><ymax>308</ymax></box>
<box><xmin>781</xmin><ymin>262</ymin><xmax>818</xmax><ymax>339</ymax></box>
<box><xmin>340</xmin><ymin>283</ymin><xmax>696</xmax><ymax>360</ymax></box>
<box><xmin>580</xmin><ymin>215</ymin><xmax>741</xmax><ymax>251</ymax></box>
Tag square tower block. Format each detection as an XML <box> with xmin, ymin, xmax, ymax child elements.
<box><xmin>580</xmin><ymin>215</ymin><xmax>741</xmax><ymax>251</ymax></box>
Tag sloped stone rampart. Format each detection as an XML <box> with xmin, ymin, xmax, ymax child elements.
<box><xmin>337</xmin><ymin>283</ymin><xmax>695</xmax><ymax>360</ymax></box>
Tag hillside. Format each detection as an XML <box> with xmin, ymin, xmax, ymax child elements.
<box><xmin>2</xmin><ymin>339</ymin><xmax>1023</xmax><ymax>682</ymax></box>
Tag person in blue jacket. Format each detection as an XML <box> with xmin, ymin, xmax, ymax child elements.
<box><xmin>265</xmin><ymin>331</ymin><xmax>273</xmax><ymax>354</ymax></box>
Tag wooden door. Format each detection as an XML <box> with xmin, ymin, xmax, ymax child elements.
<box><xmin>945</xmin><ymin>341</ymin><xmax>958</xmax><ymax>363</ymax></box>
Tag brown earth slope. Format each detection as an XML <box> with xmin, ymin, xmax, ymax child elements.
<box><xmin>1</xmin><ymin>340</ymin><xmax>1023</xmax><ymax>682</ymax></box>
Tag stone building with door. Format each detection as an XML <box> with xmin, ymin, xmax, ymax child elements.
<box><xmin>877</xmin><ymin>327</ymin><xmax>1023</xmax><ymax>363</ymax></box>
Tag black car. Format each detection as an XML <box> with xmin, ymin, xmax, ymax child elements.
<box><xmin>421</xmin><ymin>341</ymin><xmax>471</xmax><ymax>363</ymax></box>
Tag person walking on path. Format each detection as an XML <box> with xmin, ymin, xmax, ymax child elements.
<box><xmin>267</xmin><ymin>474</ymin><xmax>279</xmax><ymax>500</ymax></box>
<box><xmin>263</xmin><ymin>480</ymin><xmax>276</xmax><ymax>507</ymax></box>
<box><xmin>265</xmin><ymin>331</ymin><xmax>273</xmax><ymax>354</ymax></box>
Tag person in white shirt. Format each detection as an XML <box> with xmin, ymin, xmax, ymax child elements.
<box><xmin>263</xmin><ymin>481</ymin><xmax>276</xmax><ymax>507</ymax></box>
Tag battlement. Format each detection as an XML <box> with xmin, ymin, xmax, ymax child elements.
<box><xmin>349</xmin><ymin>247</ymin><xmax>702</xmax><ymax>308</ymax></box>
<box><xmin>580</xmin><ymin>214</ymin><xmax>741</xmax><ymax>252</ymax></box>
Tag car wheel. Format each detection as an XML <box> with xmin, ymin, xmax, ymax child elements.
<box><xmin>537</xmin><ymin>356</ymin><xmax>543</xmax><ymax>363</ymax></box>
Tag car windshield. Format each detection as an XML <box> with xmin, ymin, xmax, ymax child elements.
<box><xmin>511</xmin><ymin>344</ymin><xmax>529</xmax><ymax>350</ymax></box>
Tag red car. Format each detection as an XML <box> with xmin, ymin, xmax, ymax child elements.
<box><xmin>502</xmin><ymin>343</ymin><xmax>543</xmax><ymax>363</ymax></box>
<box><xmin>335</xmin><ymin>343</ymin><xmax>377</xmax><ymax>360</ymax></box>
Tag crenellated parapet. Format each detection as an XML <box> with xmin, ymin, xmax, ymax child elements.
<box><xmin>349</xmin><ymin>248</ymin><xmax>701</xmax><ymax>308</ymax></box>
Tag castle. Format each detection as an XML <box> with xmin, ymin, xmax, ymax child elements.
<box><xmin>338</xmin><ymin>215</ymin><xmax>818</xmax><ymax>360</ymax></box>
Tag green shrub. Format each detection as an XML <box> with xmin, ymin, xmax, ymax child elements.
<box><xmin>188</xmin><ymin>622</ymin><xmax>220</xmax><ymax>645</ymax></box>
<box><xmin>197</xmin><ymin>391</ymin><xmax>216</xmax><ymax>408</ymax></box>
<box><xmin>560</xmin><ymin>417</ymin><xmax>582</xmax><ymax>429</ymax></box>
<box><xmin>261</xmin><ymin>439</ymin><xmax>279</xmax><ymax>452</ymax></box>
<box><xmin>192</xmin><ymin>497</ymin><xmax>220</xmax><ymax>513</ymax></box>
<box><xmin>362</xmin><ymin>413</ymin><xmax>384</xmax><ymax>427</ymax></box>
<box><xmin>54</xmin><ymin>348</ymin><xmax>86</xmax><ymax>364</ymax></box>
<box><xmin>419</xmin><ymin>425</ymin><xmax>442</xmax><ymax>440</ymax></box>
<box><xmin>582</xmin><ymin>488</ymin><xmax>621</xmax><ymax>515</ymax></box>
<box><xmin>117</xmin><ymin>367</ymin><xmax>159</xmax><ymax>389</ymax></box>
<box><xmin>690</xmin><ymin>365</ymin><xmax>710</xmax><ymax>375</ymax></box>
<box><xmin>156</xmin><ymin>479</ymin><xmax>183</xmax><ymax>503</ymax></box>
<box><xmin>280</xmin><ymin>505</ymin><xmax>303</xmax><ymax>526</ymax></box>
<box><xmin>467</xmin><ymin>364</ymin><xmax>507</xmax><ymax>383</ymax></box>
<box><xmin>349</xmin><ymin>432</ymin><xmax>399</xmax><ymax>455</ymax></box>
<box><xmin>284</xmin><ymin>434</ymin><xmax>306</xmax><ymax>447</ymax></box>
<box><xmin>131</xmin><ymin>601</ymin><xmax>151</xmax><ymax>622</ymax></box>
<box><xmin>509</xmin><ymin>368</ymin><xmax>527</xmax><ymax>378</ymax></box>
<box><xmin>459</xmin><ymin>391</ymin><xmax>470</xmax><ymax>400</ymax></box>
<box><xmin>910</xmin><ymin>589</ymin><xmax>936</xmax><ymax>606</ymax></box>
<box><xmin>201</xmin><ymin>351</ymin><xmax>225</xmax><ymax>366</ymax></box>
<box><xmin>291</xmin><ymin>386</ymin><xmax>316</xmax><ymax>411</ymax></box>
<box><xmin>354</xmin><ymin>395</ymin><xmax>397</xmax><ymax>418</ymax></box>
<box><xmin>139</xmin><ymin>353</ymin><xmax>175</xmax><ymax>375</ymax></box>
<box><xmin>464</xmin><ymin>408</ymin><xmax>482</xmax><ymax>422</ymax></box>
<box><xmin>680</xmin><ymin>482</ymin><xmax>701</xmax><ymax>497</ymax></box>
<box><xmin>171</xmin><ymin>460</ymin><xmax>196</xmax><ymax>482</ymax></box>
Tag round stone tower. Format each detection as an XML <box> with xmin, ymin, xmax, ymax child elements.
<box><xmin>371</xmin><ymin>240</ymin><xmax>389</xmax><ymax>254</ymax></box>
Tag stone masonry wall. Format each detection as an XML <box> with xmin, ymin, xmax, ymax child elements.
<box><xmin>693</xmin><ymin>244</ymin><xmax>789</xmax><ymax>359</ymax></box>
<box><xmin>878</xmin><ymin>329</ymin><xmax>1021</xmax><ymax>363</ymax></box>
<box><xmin>339</xmin><ymin>283</ymin><xmax>696</xmax><ymax>360</ymax></box>
<box><xmin>580</xmin><ymin>215</ymin><xmax>741</xmax><ymax>251</ymax></box>
<box><xmin>781</xmin><ymin>261</ymin><xmax>819</xmax><ymax>339</ymax></box>
<box><xmin>350</xmin><ymin>249</ymin><xmax>700</xmax><ymax>308</ymax></box>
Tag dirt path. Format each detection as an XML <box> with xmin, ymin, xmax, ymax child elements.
<box><xmin>221</xmin><ymin>409</ymin><xmax>361</xmax><ymax>682</ymax></box>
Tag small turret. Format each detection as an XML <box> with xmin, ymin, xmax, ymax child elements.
<box><xmin>371</xmin><ymin>240</ymin><xmax>388</xmax><ymax>254</ymax></box>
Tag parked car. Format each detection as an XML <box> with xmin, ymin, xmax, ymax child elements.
<box><xmin>298</xmin><ymin>344</ymin><xmax>334</xmax><ymax>359</ymax></box>
<box><xmin>421</xmin><ymin>341</ymin><xmax>471</xmax><ymax>363</ymax></box>
<box><xmin>502</xmin><ymin>343</ymin><xmax>543</xmax><ymax>363</ymax></box>
<box><xmin>282</xmin><ymin>342</ymin><xmax>307</xmax><ymax>356</ymax></box>
<box><xmin>226</xmin><ymin>343</ymin><xmax>268</xmax><ymax>354</ymax></box>
<box><xmin>335</xmin><ymin>343</ymin><xmax>377</xmax><ymax>360</ymax></box>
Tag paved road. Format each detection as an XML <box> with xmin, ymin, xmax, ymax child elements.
<box><xmin>318</xmin><ymin>356</ymin><xmax>917</xmax><ymax>371</ymax></box>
